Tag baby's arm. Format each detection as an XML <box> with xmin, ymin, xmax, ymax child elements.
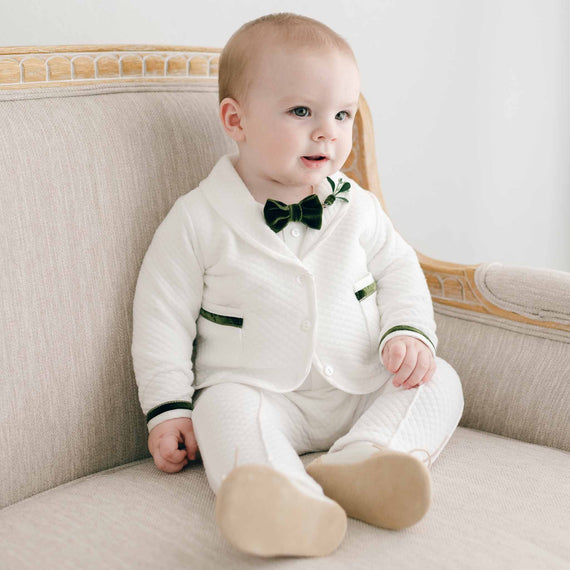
<box><xmin>131</xmin><ymin>196</ymin><xmax>204</xmax><ymax>471</ymax></box>
<box><xmin>363</xmin><ymin>192</ymin><xmax>438</xmax><ymax>370</ymax></box>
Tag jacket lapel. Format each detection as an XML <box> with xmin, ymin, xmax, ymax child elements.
<box><xmin>200</xmin><ymin>153</ymin><xmax>300</xmax><ymax>264</ymax></box>
<box><xmin>199</xmin><ymin>153</ymin><xmax>350</xmax><ymax>264</ymax></box>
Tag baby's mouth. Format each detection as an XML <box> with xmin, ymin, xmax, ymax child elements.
<box><xmin>301</xmin><ymin>155</ymin><xmax>330</xmax><ymax>169</ymax></box>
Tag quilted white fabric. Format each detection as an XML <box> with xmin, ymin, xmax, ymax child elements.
<box><xmin>191</xmin><ymin>357</ymin><xmax>463</xmax><ymax>496</ymax></box>
<box><xmin>132</xmin><ymin>152</ymin><xmax>438</xmax><ymax>429</ymax></box>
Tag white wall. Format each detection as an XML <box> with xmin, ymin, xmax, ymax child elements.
<box><xmin>2</xmin><ymin>0</ymin><xmax>568</xmax><ymax>270</ymax></box>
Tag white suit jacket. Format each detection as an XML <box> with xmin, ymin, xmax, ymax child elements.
<box><xmin>131</xmin><ymin>153</ymin><xmax>438</xmax><ymax>431</ymax></box>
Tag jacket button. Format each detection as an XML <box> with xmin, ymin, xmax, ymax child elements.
<box><xmin>291</xmin><ymin>228</ymin><xmax>301</xmax><ymax>238</ymax></box>
<box><xmin>324</xmin><ymin>365</ymin><xmax>334</xmax><ymax>376</ymax></box>
<box><xmin>301</xmin><ymin>320</ymin><xmax>311</xmax><ymax>331</ymax></box>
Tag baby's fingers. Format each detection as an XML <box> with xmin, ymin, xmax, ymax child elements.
<box><xmin>155</xmin><ymin>455</ymin><xmax>188</xmax><ymax>473</ymax></box>
<box><xmin>179</xmin><ymin>421</ymin><xmax>199</xmax><ymax>461</ymax></box>
<box><xmin>158</xmin><ymin>434</ymin><xmax>188</xmax><ymax>466</ymax></box>
<box><xmin>401</xmin><ymin>349</ymin><xmax>431</xmax><ymax>389</ymax></box>
<box><xmin>383</xmin><ymin>340</ymin><xmax>406</xmax><ymax>373</ymax></box>
<box><xmin>392</xmin><ymin>345</ymin><xmax>419</xmax><ymax>386</ymax></box>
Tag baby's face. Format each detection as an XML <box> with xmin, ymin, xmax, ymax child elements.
<box><xmin>236</xmin><ymin>45</ymin><xmax>360</xmax><ymax>193</ymax></box>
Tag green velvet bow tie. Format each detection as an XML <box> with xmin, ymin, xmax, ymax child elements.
<box><xmin>263</xmin><ymin>194</ymin><xmax>323</xmax><ymax>233</ymax></box>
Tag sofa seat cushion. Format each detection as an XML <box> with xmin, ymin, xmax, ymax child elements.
<box><xmin>1</xmin><ymin>427</ymin><xmax>568</xmax><ymax>569</ymax></box>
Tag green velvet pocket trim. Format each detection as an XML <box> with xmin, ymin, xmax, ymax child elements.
<box><xmin>355</xmin><ymin>281</ymin><xmax>377</xmax><ymax>301</ymax></box>
<box><xmin>146</xmin><ymin>401</ymin><xmax>193</xmax><ymax>424</ymax></box>
<box><xmin>380</xmin><ymin>325</ymin><xmax>436</xmax><ymax>350</ymax></box>
<box><xmin>200</xmin><ymin>307</ymin><xmax>243</xmax><ymax>328</ymax></box>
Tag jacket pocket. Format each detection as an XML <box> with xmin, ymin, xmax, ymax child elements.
<box><xmin>354</xmin><ymin>273</ymin><xmax>381</xmax><ymax>351</ymax></box>
<box><xmin>196</xmin><ymin>302</ymin><xmax>243</xmax><ymax>367</ymax></box>
<box><xmin>354</xmin><ymin>274</ymin><xmax>377</xmax><ymax>302</ymax></box>
<box><xmin>199</xmin><ymin>307</ymin><xmax>243</xmax><ymax>328</ymax></box>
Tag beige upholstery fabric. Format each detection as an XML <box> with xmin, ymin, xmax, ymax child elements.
<box><xmin>0</xmin><ymin>83</ymin><xmax>236</xmax><ymax>508</ymax></box>
<box><xmin>475</xmin><ymin>262</ymin><xmax>570</xmax><ymax>325</ymax></box>
<box><xmin>434</xmin><ymin>305</ymin><xmax>570</xmax><ymax>452</ymax></box>
<box><xmin>1</xmin><ymin>427</ymin><xmax>568</xmax><ymax>569</ymax></box>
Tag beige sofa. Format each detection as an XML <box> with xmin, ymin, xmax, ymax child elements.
<box><xmin>1</xmin><ymin>45</ymin><xmax>569</xmax><ymax>569</ymax></box>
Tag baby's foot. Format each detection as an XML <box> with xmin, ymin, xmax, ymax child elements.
<box><xmin>306</xmin><ymin>444</ymin><xmax>431</xmax><ymax>530</ymax></box>
<box><xmin>215</xmin><ymin>464</ymin><xmax>347</xmax><ymax>557</ymax></box>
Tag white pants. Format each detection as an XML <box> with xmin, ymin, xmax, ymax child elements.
<box><xmin>192</xmin><ymin>357</ymin><xmax>464</xmax><ymax>497</ymax></box>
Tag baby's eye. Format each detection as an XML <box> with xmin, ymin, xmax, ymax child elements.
<box><xmin>336</xmin><ymin>110</ymin><xmax>351</xmax><ymax>121</ymax></box>
<box><xmin>289</xmin><ymin>107</ymin><xmax>310</xmax><ymax>118</ymax></box>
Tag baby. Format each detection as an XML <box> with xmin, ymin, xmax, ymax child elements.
<box><xmin>131</xmin><ymin>12</ymin><xmax>464</xmax><ymax>559</ymax></box>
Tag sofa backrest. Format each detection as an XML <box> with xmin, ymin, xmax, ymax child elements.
<box><xmin>0</xmin><ymin>77</ymin><xmax>238</xmax><ymax>507</ymax></box>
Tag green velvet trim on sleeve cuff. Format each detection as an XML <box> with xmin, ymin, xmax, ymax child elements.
<box><xmin>146</xmin><ymin>401</ymin><xmax>194</xmax><ymax>424</ymax></box>
<box><xmin>355</xmin><ymin>281</ymin><xmax>377</xmax><ymax>301</ymax></box>
<box><xmin>199</xmin><ymin>308</ymin><xmax>243</xmax><ymax>328</ymax></box>
<box><xmin>379</xmin><ymin>326</ymin><xmax>436</xmax><ymax>351</ymax></box>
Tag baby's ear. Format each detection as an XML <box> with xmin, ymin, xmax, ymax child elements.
<box><xmin>219</xmin><ymin>98</ymin><xmax>246</xmax><ymax>142</ymax></box>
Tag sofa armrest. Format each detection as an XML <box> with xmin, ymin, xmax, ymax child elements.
<box><xmin>419</xmin><ymin>253</ymin><xmax>570</xmax><ymax>333</ymax></box>
<box><xmin>419</xmin><ymin>253</ymin><xmax>570</xmax><ymax>452</ymax></box>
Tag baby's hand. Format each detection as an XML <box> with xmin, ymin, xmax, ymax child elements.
<box><xmin>381</xmin><ymin>336</ymin><xmax>436</xmax><ymax>389</ymax></box>
<box><xmin>148</xmin><ymin>417</ymin><xmax>199</xmax><ymax>473</ymax></box>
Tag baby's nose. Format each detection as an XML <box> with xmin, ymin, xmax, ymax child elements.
<box><xmin>312</xmin><ymin>127</ymin><xmax>337</xmax><ymax>142</ymax></box>
<box><xmin>311</xmin><ymin>117</ymin><xmax>338</xmax><ymax>142</ymax></box>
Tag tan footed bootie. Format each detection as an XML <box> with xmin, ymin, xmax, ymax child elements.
<box><xmin>306</xmin><ymin>443</ymin><xmax>432</xmax><ymax>530</ymax></box>
<box><xmin>215</xmin><ymin>464</ymin><xmax>347</xmax><ymax>558</ymax></box>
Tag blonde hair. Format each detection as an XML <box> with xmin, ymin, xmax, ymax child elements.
<box><xmin>218</xmin><ymin>12</ymin><xmax>358</xmax><ymax>107</ymax></box>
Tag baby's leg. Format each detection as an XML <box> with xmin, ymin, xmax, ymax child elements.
<box><xmin>192</xmin><ymin>382</ymin><xmax>322</xmax><ymax>495</ymax></box>
<box><xmin>306</xmin><ymin>357</ymin><xmax>464</xmax><ymax>529</ymax></box>
<box><xmin>330</xmin><ymin>357</ymin><xmax>464</xmax><ymax>464</ymax></box>
<box><xmin>192</xmin><ymin>382</ymin><xmax>346</xmax><ymax>557</ymax></box>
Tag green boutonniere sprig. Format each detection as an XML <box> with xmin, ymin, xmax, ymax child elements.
<box><xmin>323</xmin><ymin>176</ymin><xmax>351</xmax><ymax>208</ymax></box>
